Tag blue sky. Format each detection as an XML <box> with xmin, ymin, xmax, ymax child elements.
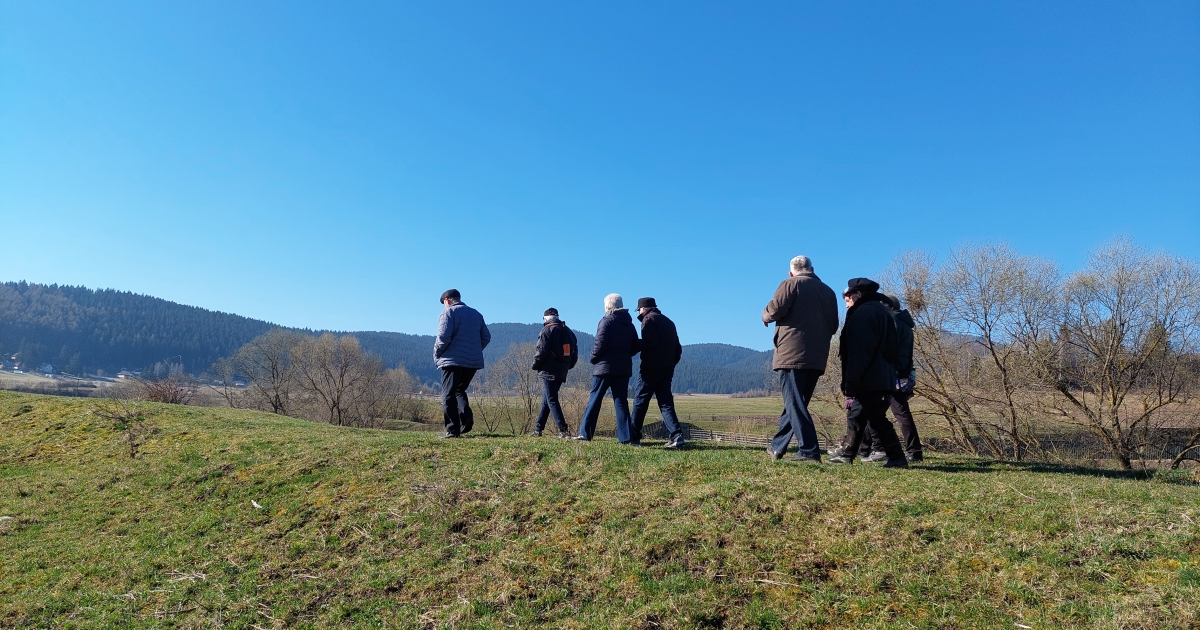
<box><xmin>1</xmin><ymin>1</ymin><xmax>1197</xmax><ymax>350</ymax></box>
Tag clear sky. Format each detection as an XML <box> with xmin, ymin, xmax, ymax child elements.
<box><xmin>1</xmin><ymin>1</ymin><xmax>1197</xmax><ymax>350</ymax></box>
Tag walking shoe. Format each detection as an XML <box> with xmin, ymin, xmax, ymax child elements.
<box><xmin>907</xmin><ymin>451</ymin><xmax>924</xmax><ymax>462</ymax></box>
<box><xmin>788</xmin><ymin>454</ymin><xmax>821</xmax><ymax>464</ymax></box>
<box><xmin>571</xmin><ymin>435</ymin><xmax>589</xmax><ymax>441</ymax></box>
<box><xmin>826</xmin><ymin>454</ymin><xmax>854</xmax><ymax>464</ymax></box>
<box><xmin>767</xmin><ymin>447</ymin><xmax>784</xmax><ymax>461</ymax></box>
<box><xmin>664</xmin><ymin>439</ymin><xmax>684</xmax><ymax>449</ymax></box>
<box><xmin>883</xmin><ymin>458</ymin><xmax>909</xmax><ymax>468</ymax></box>
<box><xmin>826</xmin><ymin>446</ymin><xmax>847</xmax><ymax>458</ymax></box>
<box><xmin>629</xmin><ymin>441</ymin><xmax>642</xmax><ymax>447</ymax></box>
<box><xmin>530</xmin><ymin>430</ymin><xmax>542</xmax><ymax>437</ymax></box>
<box><xmin>557</xmin><ymin>431</ymin><xmax>571</xmax><ymax>439</ymax></box>
<box><xmin>437</xmin><ymin>432</ymin><xmax>461</xmax><ymax>439</ymax></box>
<box><xmin>862</xmin><ymin>451</ymin><xmax>889</xmax><ymax>463</ymax></box>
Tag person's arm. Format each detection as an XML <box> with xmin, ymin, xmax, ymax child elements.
<box><xmin>841</xmin><ymin>310</ymin><xmax>880</xmax><ymax>394</ymax></box>
<box><xmin>532</xmin><ymin>327</ymin><xmax>550</xmax><ymax>370</ymax></box>
<box><xmin>672</xmin><ymin>325</ymin><xmax>683</xmax><ymax>366</ymax></box>
<box><xmin>762</xmin><ymin>280</ymin><xmax>794</xmax><ymax>327</ymax></box>
<box><xmin>433</xmin><ymin>309</ymin><xmax>454</xmax><ymax>359</ymax></box>
<box><xmin>480</xmin><ymin>319</ymin><xmax>491</xmax><ymax>350</ymax></box>
<box><xmin>590</xmin><ymin>319</ymin><xmax>606</xmax><ymax>364</ymax></box>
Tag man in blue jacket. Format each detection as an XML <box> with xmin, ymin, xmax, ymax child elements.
<box><xmin>630</xmin><ymin>297</ymin><xmax>685</xmax><ymax>448</ymax></box>
<box><xmin>433</xmin><ymin>289</ymin><xmax>491</xmax><ymax>438</ymax></box>
<box><xmin>575</xmin><ymin>293</ymin><xmax>641</xmax><ymax>442</ymax></box>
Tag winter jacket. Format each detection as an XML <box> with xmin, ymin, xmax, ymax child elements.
<box><xmin>637</xmin><ymin>308</ymin><xmax>682</xmax><ymax>377</ymax></box>
<box><xmin>589</xmin><ymin>308</ymin><xmax>641</xmax><ymax>378</ymax></box>
<box><xmin>433</xmin><ymin>302</ymin><xmax>491</xmax><ymax>370</ymax></box>
<box><xmin>839</xmin><ymin>295</ymin><xmax>898</xmax><ymax>396</ymax></box>
<box><xmin>532</xmin><ymin>321</ymin><xmax>578</xmax><ymax>381</ymax></box>
<box><xmin>762</xmin><ymin>271</ymin><xmax>840</xmax><ymax>371</ymax></box>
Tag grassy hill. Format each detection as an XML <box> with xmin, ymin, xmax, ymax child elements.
<box><xmin>2</xmin><ymin>392</ymin><xmax>1198</xmax><ymax>629</ymax></box>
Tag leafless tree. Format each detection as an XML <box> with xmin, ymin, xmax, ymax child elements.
<box><xmin>1030</xmin><ymin>240</ymin><xmax>1200</xmax><ymax>469</ymax></box>
<box><xmin>208</xmin><ymin>357</ymin><xmax>246</xmax><ymax>408</ymax></box>
<box><xmin>291</xmin><ymin>333</ymin><xmax>388</xmax><ymax>427</ymax></box>
<box><xmin>235</xmin><ymin>329</ymin><xmax>303</xmax><ymax>415</ymax></box>
<box><xmin>93</xmin><ymin>394</ymin><xmax>156</xmax><ymax>459</ymax></box>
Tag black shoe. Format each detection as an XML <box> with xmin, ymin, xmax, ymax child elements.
<box><xmin>862</xmin><ymin>451</ymin><xmax>889</xmax><ymax>464</ymax></box>
<box><xmin>557</xmin><ymin>431</ymin><xmax>571</xmax><ymax>439</ymax></box>
<box><xmin>827</xmin><ymin>454</ymin><xmax>854</xmax><ymax>464</ymax></box>
<box><xmin>883</xmin><ymin>458</ymin><xmax>909</xmax><ymax>468</ymax></box>
<box><xmin>907</xmin><ymin>452</ymin><xmax>924</xmax><ymax>462</ymax></box>
<box><xmin>438</xmin><ymin>432</ymin><xmax>461</xmax><ymax>439</ymax></box>
<box><xmin>767</xmin><ymin>447</ymin><xmax>784</xmax><ymax>461</ymax></box>
<box><xmin>826</xmin><ymin>446</ymin><xmax>847</xmax><ymax>458</ymax></box>
<box><xmin>629</xmin><ymin>441</ymin><xmax>642</xmax><ymax>447</ymax></box>
<box><xmin>530</xmin><ymin>430</ymin><xmax>543</xmax><ymax>437</ymax></box>
<box><xmin>664</xmin><ymin>439</ymin><xmax>684</xmax><ymax>449</ymax></box>
<box><xmin>788</xmin><ymin>454</ymin><xmax>821</xmax><ymax>464</ymax></box>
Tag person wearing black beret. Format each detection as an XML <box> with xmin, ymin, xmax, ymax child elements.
<box><xmin>630</xmin><ymin>297</ymin><xmax>686</xmax><ymax>448</ymax></box>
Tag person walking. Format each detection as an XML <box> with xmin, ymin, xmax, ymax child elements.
<box><xmin>530</xmin><ymin>307</ymin><xmax>578</xmax><ymax>438</ymax></box>
<box><xmin>828</xmin><ymin>278</ymin><xmax>909</xmax><ymax>467</ymax></box>
<box><xmin>433</xmin><ymin>289</ymin><xmax>491</xmax><ymax>438</ymax></box>
<box><xmin>853</xmin><ymin>293</ymin><xmax>924</xmax><ymax>462</ymax></box>
<box><xmin>575</xmin><ymin>294</ymin><xmax>640</xmax><ymax>442</ymax></box>
<box><xmin>762</xmin><ymin>256</ymin><xmax>840</xmax><ymax>463</ymax></box>
<box><xmin>630</xmin><ymin>297</ymin><xmax>685</xmax><ymax>448</ymax></box>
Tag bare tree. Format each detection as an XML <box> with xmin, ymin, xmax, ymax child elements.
<box><xmin>93</xmin><ymin>394</ymin><xmax>156</xmax><ymax>459</ymax></box>
<box><xmin>291</xmin><ymin>333</ymin><xmax>389</xmax><ymax>427</ymax></box>
<box><xmin>235</xmin><ymin>329</ymin><xmax>303</xmax><ymax>415</ymax></box>
<box><xmin>480</xmin><ymin>343</ymin><xmax>541</xmax><ymax>435</ymax></box>
<box><xmin>1031</xmin><ymin>240</ymin><xmax>1200</xmax><ymax>469</ymax></box>
<box><xmin>208</xmin><ymin>357</ymin><xmax>245</xmax><ymax>408</ymax></box>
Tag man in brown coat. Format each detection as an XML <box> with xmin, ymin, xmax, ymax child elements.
<box><xmin>762</xmin><ymin>255</ymin><xmax>840</xmax><ymax>462</ymax></box>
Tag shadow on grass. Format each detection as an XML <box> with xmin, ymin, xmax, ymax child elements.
<box><xmin>919</xmin><ymin>457</ymin><xmax>1198</xmax><ymax>486</ymax></box>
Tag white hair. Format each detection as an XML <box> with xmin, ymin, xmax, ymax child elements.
<box><xmin>790</xmin><ymin>255</ymin><xmax>813</xmax><ymax>273</ymax></box>
<box><xmin>604</xmin><ymin>293</ymin><xmax>623</xmax><ymax>313</ymax></box>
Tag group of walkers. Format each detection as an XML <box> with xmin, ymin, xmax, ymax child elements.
<box><xmin>432</xmin><ymin>254</ymin><xmax>923</xmax><ymax>466</ymax></box>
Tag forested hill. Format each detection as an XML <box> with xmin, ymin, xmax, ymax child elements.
<box><xmin>0</xmin><ymin>282</ymin><xmax>772</xmax><ymax>393</ymax></box>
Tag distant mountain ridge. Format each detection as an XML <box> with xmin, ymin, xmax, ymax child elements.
<box><xmin>0</xmin><ymin>282</ymin><xmax>772</xmax><ymax>394</ymax></box>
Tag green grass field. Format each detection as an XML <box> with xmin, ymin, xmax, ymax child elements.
<box><xmin>2</xmin><ymin>390</ymin><xmax>1199</xmax><ymax>629</ymax></box>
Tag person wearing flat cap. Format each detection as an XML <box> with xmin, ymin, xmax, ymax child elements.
<box><xmin>762</xmin><ymin>255</ymin><xmax>840</xmax><ymax>463</ymax></box>
<box><xmin>433</xmin><ymin>289</ymin><xmax>491</xmax><ymax>438</ymax></box>
<box><xmin>630</xmin><ymin>297</ymin><xmax>685</xmax><ymax>448</ymax></box>
<box><xmin>828</xmin><ymin>278</ymin><xmax>909</xmax><ymax>467</ymax></box>
<box><xmin>530</xmin><ymin>307</ymin><xmax>578</xmax><ymax>438</ymax></box>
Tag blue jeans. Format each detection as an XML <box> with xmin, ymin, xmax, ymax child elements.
<box><xmin>632</xmin><ymin>372</ymin><xmax>683</xmax><ymax>444</ymax></box>
<box><xmin>769</xmin><ymin>368</ymin><xmax>822</xmax><ymax>458</ymax></box>
<box><xmin>535</xmin><ymin>378</ymin><xmax>569</xmax><ymax>433</ymax></box>
<box><xmin>578</xmin><ymin>375</ymin><xmax>631</xmax><ymax>441</ymax></box>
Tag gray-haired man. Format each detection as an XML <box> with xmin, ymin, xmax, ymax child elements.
<box><xmin>762</xmin><ymin>256</ymin><xmax>839</xmax><ymax>462</ymax></box>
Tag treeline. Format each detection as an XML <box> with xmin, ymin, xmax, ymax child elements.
<box><xmin>0</xmin><ymin>282</ymin><xmax>274</xmax><ymax>375</ymax></box>
<box><xmin>0</xmin><ymin>283</ymin><xmax>777</xmax><ymax>394</ymax></box>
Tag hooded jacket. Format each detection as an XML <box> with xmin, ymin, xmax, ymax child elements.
<box><xmin>637</xmin><ymin>308</ymin><xmax>682</xmax><ymax>377</ymax></box>
<box><xmin>532</xmin><ymin>321</ymin><xmax>578</xmax><ymax>381</ymax></box>
<box><xmin>838</xmin><ymin>294</ymin><xmax>898</xmax><ymax>396</ymax></box>
<box><xmin>762</xmin><ymin>271</ymin><xmax>840</xmax><ymax>371</ymax></box>
<box><xmin>589</xmin><ymin>308</ymin><xmax>641</xmax><ymax>378</ymax></box>
<box><xmin>433</xmin><ymin>302</ymin><xmax>491</xmax><ymax>370</ymax></box>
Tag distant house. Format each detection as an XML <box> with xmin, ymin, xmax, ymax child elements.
<box><xmin>42</xmin><ymin>364</ymin><xmax>55</xmax><ymax>375</ymax></box>
<box><xmin>117</xmin><ymin>370</ymin><xmax>135</xmax><ymax>379</ymax></box>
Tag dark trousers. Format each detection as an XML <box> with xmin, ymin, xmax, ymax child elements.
<box><xmin>860</xmin><ymin>392</ymin><xmax>923</xmax><ymax>457</ymax></box>
<box><xmin>440</xmin><ymin>367</ymin><xmax>477</xmax><ymax>435</ymax></box>
<box><xmin>769</xmin><ymin>369</ymin><xmax>823</xmax><ymax>459</ymax></box>
<box><xmin>535</xmin><ymin>378</ymin><xmax>570</xmax><ymax>433</ymax></box>
<box><xmin>632</xmin><ymin>372</ymin><xmax>683</xmax><ymax>444</ymax></box>
<box><xmin>578</xmin><ymin>375</ymin><xmax>631</xmax><ymax>441</ymax></box>
<box><xmin>842</xmin><ymin>393</ymin><xmax>905</xmax><ymax>461</ymax></box>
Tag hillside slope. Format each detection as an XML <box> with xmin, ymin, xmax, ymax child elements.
<box><xmin>0</xmin><ymin>282</ymin><xmax>772</xmax><ymax>392</ymax></box>
<box><xmin>1</xmin><ymin>392</ymin><xmax>1197</xmax><ymax>628</ymax></box>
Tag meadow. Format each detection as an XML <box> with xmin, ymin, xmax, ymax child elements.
<box><xmin>2</xmin><ymin>390</ymin><xmax>1199</xmax><ymax>629</ymax></box>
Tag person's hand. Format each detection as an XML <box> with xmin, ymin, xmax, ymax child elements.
<box><xmin>763</xmin><ymin>320</ymin><xmax>769</xmax><ymax>327</ymax></box>
<box><xmin>844</xmin><ymin>397</ymin><xmax>855</xmax><ymax>410</ymax></box>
